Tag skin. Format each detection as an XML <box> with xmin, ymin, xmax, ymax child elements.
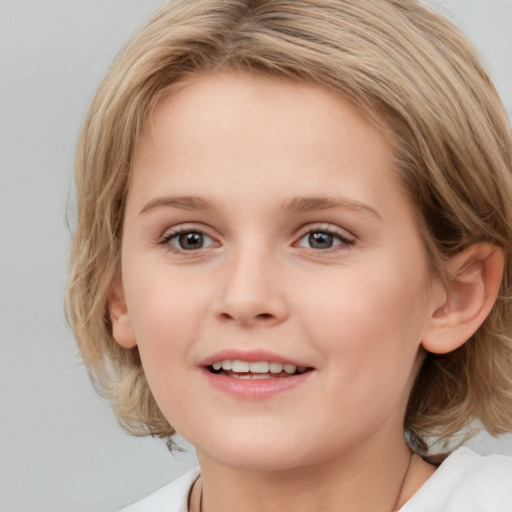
<box><xmin>111</xmin><ymin>71</ymin><xmax>463</xmax><ymax>511</ymax></box>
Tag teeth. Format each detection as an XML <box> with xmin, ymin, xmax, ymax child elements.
<box><xmin>269</xmin><ymin>362</ymin><xmax>284</xmax><ymax>373</ymax></box>
<box><xmin>249</xmin><ymin>361</ymin><xmax>269</xmax><ymax>373</ymax></box>
<box><xmin>210</xmin><ymin>359</ymin><xmax>304</xmax><ymax>375</ymax></box>
<box><xmin>231</xmin><ymin>373</ymin><xmax>274</xmax><ymax>380</ymax></box>
<box><xmin>231</xmin><ymin>360</ymin><xmax>249</xmax><ymax>372</ymax></box>
<box><xmin>283</xmin><ymin>364</ymin><xmax>296</xmax><ymax>374</ymax></box>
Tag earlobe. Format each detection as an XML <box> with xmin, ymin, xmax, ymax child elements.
<box><xmin>422</xmin><ymin>243</ymin><xmax>504</xmax><ymax>354</ymax></box>
<box><xmin>108</xmin><ymin>280</ymin><xmax>137</xmax><ymax>349</ymax></box>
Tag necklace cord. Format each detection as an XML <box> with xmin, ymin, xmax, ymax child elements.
<box><xmin>392</xmin><ymin>451</ymin><xmax>414</xmax><ymax>512</ymax></box>
<box><xmin>197</xmin><ymin>452</ymin><xmax>414</xmax><ymax>512</ymax></box>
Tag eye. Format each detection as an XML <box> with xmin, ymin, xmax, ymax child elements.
<box><xmin>295</xmin><ymin>228</ymin><xmax>354</xmax><ymax>250</ymax></box>
<box><xmin>162</xmin><ymin>229</ymin><xmax>217</xmax><ymax>251</ymax></box>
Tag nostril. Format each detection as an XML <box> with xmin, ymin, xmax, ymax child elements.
<box><xmin>217</xmin><ymin>311</ymin><xmax>274</xmax><ymax>323</ymax></box>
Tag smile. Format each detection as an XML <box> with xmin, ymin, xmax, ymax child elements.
<box><xmin>208</xmin><ymin>360</ymin><xmax>310</xmax><ymax>379</ymax></box>
<box><xmin>201</xmin><ymin>350</ymin><xmax>315</xmax><ymax>398</ymax></box>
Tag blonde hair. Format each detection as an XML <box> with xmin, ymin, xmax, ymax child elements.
<box><xmin>67</xmin><ymin>0</ymin><xmax>512</xmax><ymax>453</ymax></box>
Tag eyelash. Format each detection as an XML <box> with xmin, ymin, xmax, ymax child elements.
<box><xmin>158</xmin><ymin>225</ymin><xmax>356</xmax><ymax>254</ymax></box>
<box><xmin>158</xmin><ymin>227</ymin><xmax>218</xmax><ymax>254</ymax></box>
<box><xmin>294</xmin><ymin>226</ymin><xmax>356</xmax><ymax>253</ymax></box>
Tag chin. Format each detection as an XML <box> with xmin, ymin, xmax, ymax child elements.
<box><xmin>210</xmin><ymin>450</ymin><xmax>309</xmax><ymax>472</ymax></box>
<box><xmin>192</xmin><ymin>429</ymin><xmax>324</xmax><ymax>472</ymax></box>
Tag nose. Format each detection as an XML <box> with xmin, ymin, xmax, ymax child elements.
<box><xmin>215</xmin><ymin>247</ymin><xmax>289</xmax><ymax>328</ymax></box>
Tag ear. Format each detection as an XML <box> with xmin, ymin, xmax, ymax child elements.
<box><xmin>422</xmin><ymin>243</ymin><xmax>504</xmax><ymax>354</ymax></box>
<box><xmin>108</xmin><ymin>280</ymin><xmax>137</xmax><ymax>349</ymax></box>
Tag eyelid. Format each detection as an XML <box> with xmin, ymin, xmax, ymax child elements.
<box><xmin>158</xmin><ymin>223</ymin><xmax>220</xmax><ymax>252</ymax></box>
<box><xmin>296</xmin><ymin>222</ymin><xmax>355</xmax><ymax>240</ymax></box>
<box><xmin>293</xmin><ymin>223</ymin><xmax>356</xmax><ymax>250</ymax></box>
<box><xmin>156</xmin><ymin>222</ymin><xmax>355</xmax><ymax>254</ymax></box>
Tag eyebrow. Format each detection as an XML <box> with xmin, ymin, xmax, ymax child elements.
<box><xmin>139</xmin><ymin>194</ymin><xmax>381</xmax><ymax>219</ymax></box>
<box><xmin>282</xmin><ymin>196</ymin><xmax>381</xmax><ymax>219</ymax></box>
<box><xmin>139</xmin><ymin>195</ymin><xmax>216</xmax><ymax>214</ymax></box>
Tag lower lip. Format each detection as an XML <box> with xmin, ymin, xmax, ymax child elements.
<box><xmin>201</xmin><ymin>368</ymin><xmax>313</xmax><ymax>399</ymax></box>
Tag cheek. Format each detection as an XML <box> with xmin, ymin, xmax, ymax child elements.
<box><xmin>301</xmin><ymin>261</ymin><xmax>429</xmax><ymax>379</ymax></box>
<box><xmin>124</xmin><ymin>266</ymin><xmax>211</xmax><ymax>372</ymax></box>
<box><xmin>124</xmin><ymin>275</ymin><xmax>207</xmax><ymax>425</ymax></box>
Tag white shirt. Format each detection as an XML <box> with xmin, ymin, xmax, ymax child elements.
<box><xmin>120</xmin><ymin>447</ymin><xmax>512</xmax><ymax>512</ymax></box>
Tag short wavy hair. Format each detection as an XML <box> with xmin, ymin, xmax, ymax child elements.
<box><xmin>67</xmin><ymin>0</ymin><xmax>512</xmax><ymax>454</ymax></box>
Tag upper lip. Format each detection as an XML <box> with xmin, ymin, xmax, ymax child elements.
<box><xmin>199</xmin><ymin>348</ymin><xmax>312</xmax><ymax>368</ymax></box>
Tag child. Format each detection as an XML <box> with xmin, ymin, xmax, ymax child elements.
<box><xmin>67</xmin><ymin>0</ymin><xmax>512</xmax><ymax>510</ymax></box>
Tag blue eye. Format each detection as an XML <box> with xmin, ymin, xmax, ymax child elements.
<box><xmin>164</xmin><ymin>230</ymin><xmax>216</xmax><ymax>251</ymax></box>
<box><xmin>296</xmin><ymin>229</ymin><xmax>353</xmax><ymax>250</ymax></box>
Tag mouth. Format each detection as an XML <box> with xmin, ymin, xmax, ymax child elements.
<box><xmin>202</xmin><ymin>353</ymin><xmax>315</xmax><ymax>398</ymax></box>
<box><xmin>207</xmin><ymin>360</ymin><xmax>312</xmax><ymax>379</ymax></box>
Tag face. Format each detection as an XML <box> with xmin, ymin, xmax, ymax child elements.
<box><xmin>113</xmin><ymin>72</ymin><xmax>443</xmax><ymax>471</ymax></box>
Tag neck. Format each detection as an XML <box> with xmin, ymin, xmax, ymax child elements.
<box><xmin>195</xmin><ymin>438</ymin><xmax>416</xmax><ymax>512</ymax></box>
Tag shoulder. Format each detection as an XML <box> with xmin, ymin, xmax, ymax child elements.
<box><xmin>401</xmin><ymin>447</ymin><xmax>512</xmax><ymax>512</ymax></box>
<box><xmin>119</xmin><ymin>469</ymin><xmax>200</xmax><ymax>512</ymax></box>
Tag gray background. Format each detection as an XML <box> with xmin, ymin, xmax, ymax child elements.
<box><xmin>0</xmin><ymin>1</ymin><xmax>511</xmax><ymax>511</ymax></box>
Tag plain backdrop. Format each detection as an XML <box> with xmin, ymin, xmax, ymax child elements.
<box><xmin>0</xmin><ymin>1</ymin><xmax>511</xmax><ymax>511</ymax></box>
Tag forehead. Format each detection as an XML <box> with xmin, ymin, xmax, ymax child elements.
<box><xmin>129</xmin><ymin>72</ymin><xmax>409</xmax><ymax>225</ymax></box>
<box><xmin>144</xmin><ymin>72</ymin><xmax>393</xmax><ymax>148</ymax></box>
<box><xmin>131</xmin><ymin>72</ymin><xmax>402</xmax><ymax>206</ymax></box>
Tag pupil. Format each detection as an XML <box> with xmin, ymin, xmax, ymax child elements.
<box><xmin>179</xmin><ymin>232</ymin><xmax>203</xmax><ymax>250</ymax></box>
<box><xmin>309</xmin><ymin>232</ymin><xmax>333</xmax><ymax>249</ymax></box>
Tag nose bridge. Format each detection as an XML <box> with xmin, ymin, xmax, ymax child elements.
<box><xmin>216</xmin><ymin>240</ymin><xmax>288</xmax><ymax>326</ymax></box>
